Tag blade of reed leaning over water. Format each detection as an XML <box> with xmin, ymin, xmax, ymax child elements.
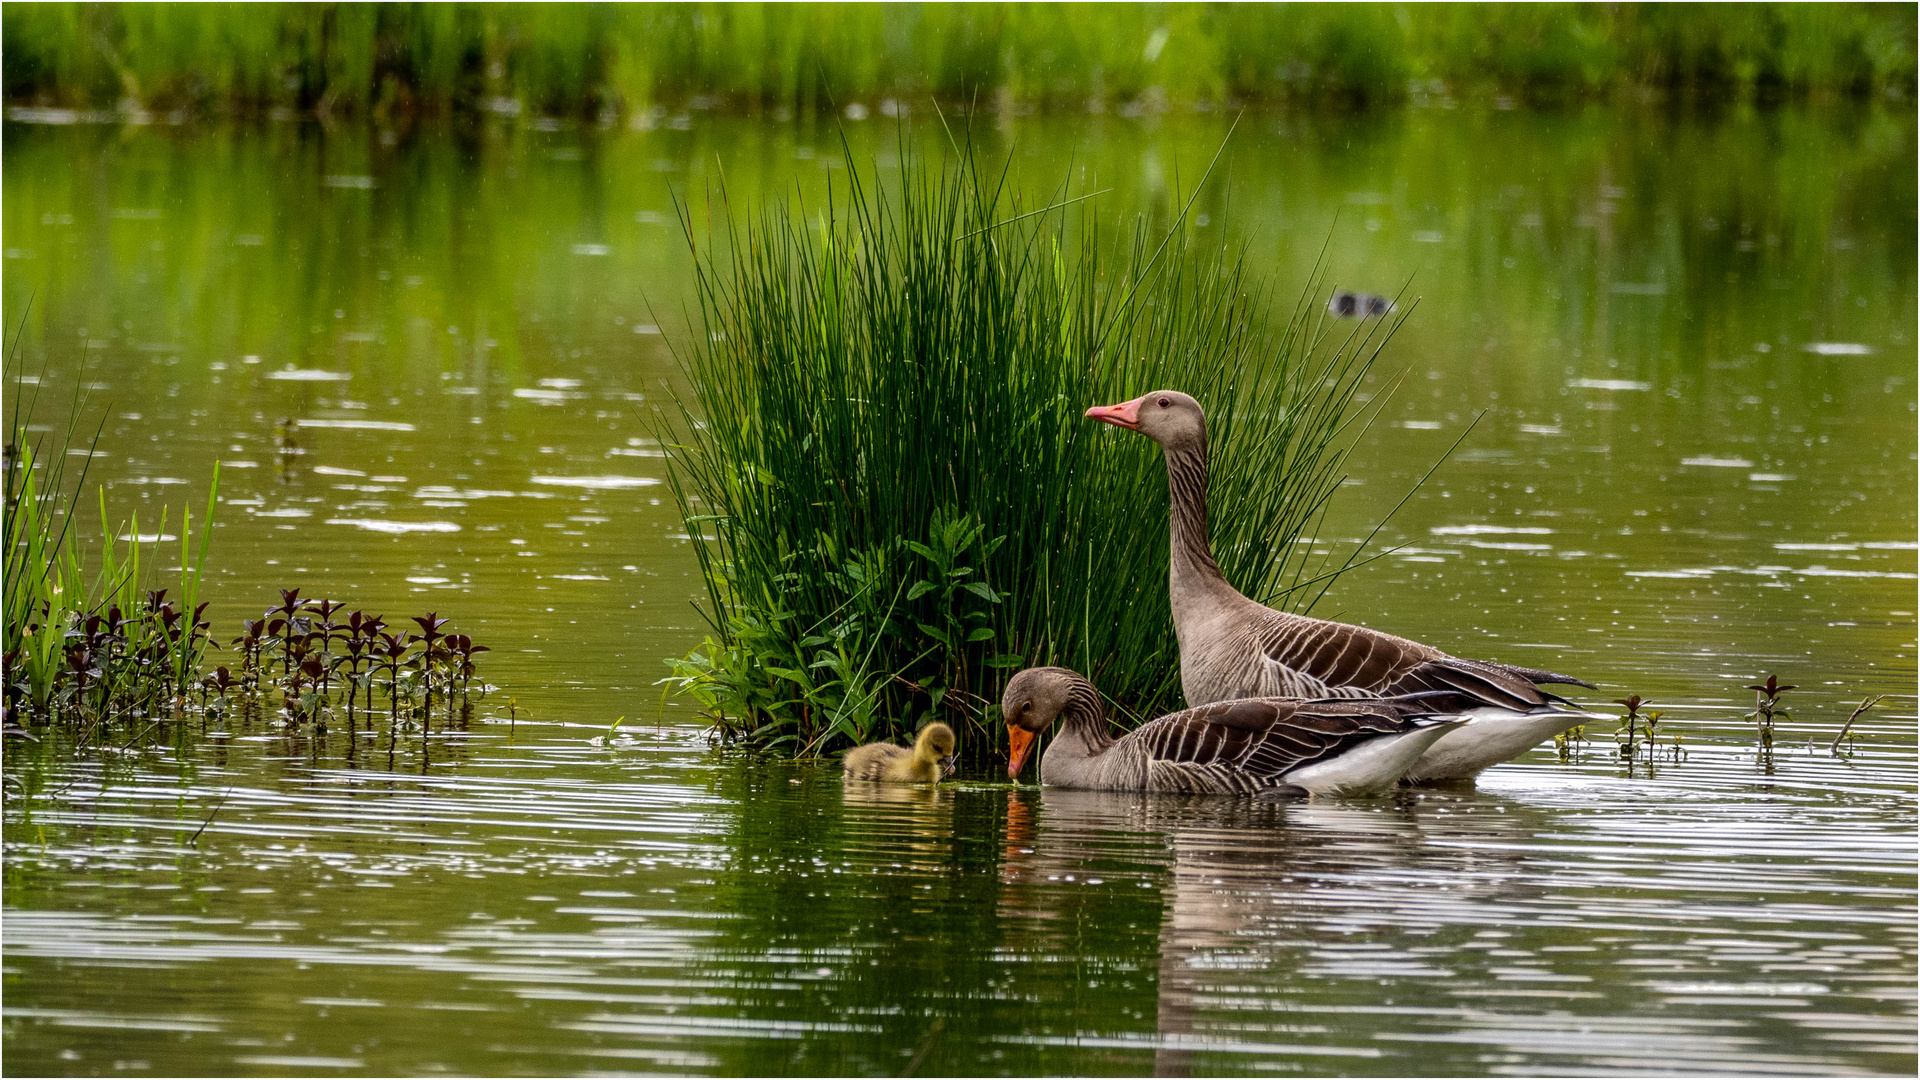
<box><xmin>3</xmin><ymin>331</ymin><xmax>223</xmax><ymax>733</ymax></box>
<box><xmin>3</xmin><ymin>325</ymin><xmax>105</xmax><ymax>724</ymax></box>
<box><xmin>658</xmin><ymin>131</ymin><xmax>1409</xmax><ymax>764</ymax></box>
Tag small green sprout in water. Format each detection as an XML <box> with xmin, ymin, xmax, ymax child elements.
<box><xmin>1553</xmin><ymin>723</ymin><xmax>1590</xmax><ymax>760</ymax></box>
<box><xmin>610</xmin><ymin>715</ymin><xmax>625</xmax><ymax>738</ymax></box>
<box><xmin>272</xmin><ymin>416</ymin><xmax>302</xmax><ymax>482</ymax></box>
<box><xmin>1610</xmin><ymin>694</ymin><xmax>1682</xmax><ymax>766</ymax></box>
<box><xmin>1642</xmin><ymin>709</ymin><xmax>1684</xmax><ymax>760</ymax></box>
<box><xmin>1613</xmin><ymin>695</ymin><xmax>1648</xmax><ymax>758</ymax></box>
<box><xmin>1746</xmin><ymin>675</ymin><xmax>1795</xmax><ymax>750</ymax></box>
<box><xmin>199</xmin><ymin>665</ymin><xmax>239</xmax><ymax>728</ymax></box>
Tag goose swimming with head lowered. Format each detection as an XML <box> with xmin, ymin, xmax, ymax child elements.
<box><xmin>1002</xmin><ymin>666</ymin><xmax>1466</xmax><ymax>796</ymax></box>
<box><xmin>1085</xmin><ymin>389</ymin><xmax>1593</xmax><ymax>779</ymax></box>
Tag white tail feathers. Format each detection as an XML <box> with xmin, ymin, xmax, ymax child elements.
<box><xmin>1403</xmin><ymin>707</ymin><xmax>1587</xmax><ymax>783</ymax></box>
<box><xmin>1282</xmin><ymin>719</ymin><xmax>1467</xmax><ymax>795</ymax></box>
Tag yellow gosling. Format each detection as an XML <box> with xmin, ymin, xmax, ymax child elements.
<box><xmin>843</xmin><ymin>723</ymin><xmax>957</xmax><ymax>784</ymax></box>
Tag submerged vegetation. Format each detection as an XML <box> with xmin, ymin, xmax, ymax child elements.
<box><xmin>3</xmin><ymin>3</ymin><xmax>1911</xmax><ymax>121</ymax></box>
<box><xmin>660</xmin><ymin>135</ymin><xmax>1401</xmax><ymax>758</ymax></box>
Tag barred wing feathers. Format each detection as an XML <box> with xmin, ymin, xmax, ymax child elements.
<box><xmin>1130</xmin><ymin>698</ymin><xmax>1436</xmax><ymax>795</ymax></box>
<box><xmin>1244</xmin><ymin>612</ymin><xmax>1592</xmax><ymax>711</ymax></box>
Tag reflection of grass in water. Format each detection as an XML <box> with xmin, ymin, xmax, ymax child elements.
<box><xmin>2</xmin><ymin>108</ymin><xmax>1905</xmax><ymax>454</ymax></box>
<box><xmin>3</xmin><ymin>4</ymin><xmax>1911</xmax><ymax>116</ymax></box>
<box><xmin>661</xmin><ymin>133</ymin><xmax>1403</xmax><ymax>763</ymax></box>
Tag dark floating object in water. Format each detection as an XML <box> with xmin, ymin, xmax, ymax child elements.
<box><xmin>1327</xmin><ymin>291</ymin><xmax>1394</xmax><ymax>318</ymax></box>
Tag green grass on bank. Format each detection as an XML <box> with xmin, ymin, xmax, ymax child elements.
<box><xmin>658</xmin><ymin>134</ymin><xmax>1401</xmax><ymax>760</ymax></box>
<box><xmin>5</xmin><ymin>3</ymin><xmax>1912</xmax><ymax>120</ymax></box>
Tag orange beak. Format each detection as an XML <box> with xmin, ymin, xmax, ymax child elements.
<box><xmin>1085</xmin><ymin>394</ymin><xmax>1147</xmax><ymax>430</ymax></box>
<box><xmin>1006</xmin><ymin>726</ymin><xmax>1038</xmax><ymax>780</ymax></box>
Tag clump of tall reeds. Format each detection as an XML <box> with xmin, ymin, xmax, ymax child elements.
<box><xmin>660</xmin><ymin>134</ymin><xmax>1402</xmax><ymax>760</ymax></box>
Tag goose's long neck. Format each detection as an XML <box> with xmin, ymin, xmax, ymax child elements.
<box><xmin>1063</xmin><ymin>686</ymin><xmax>1115</xmax><ymax>755</ymax></box>
<box><xmin>1040</xmin><ymin>680</ymin><xmax>1116</xmax><ymax>785</ymax></box>
<box><xmin>1164</xmin><ymin>438</ymin><xmax>1235</xmax><ymax>603</ymax></box>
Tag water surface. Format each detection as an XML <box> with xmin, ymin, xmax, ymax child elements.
<box><xmin>4</xmin><ymin>105</ymin><xmax>1914</xmax><ymax>1075</ymax></box>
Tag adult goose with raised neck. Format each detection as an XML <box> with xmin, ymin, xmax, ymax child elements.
<box><xmin>1085</xmin><ymin>390</ymin><xmax>1591</xmax><ymax>781</ymax></box>
<box><xmin>1002</xmin><ymin>666</ymin><xmax>1464</xmax><ymax>795</ymax></box>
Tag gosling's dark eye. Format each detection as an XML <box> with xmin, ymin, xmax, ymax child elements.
<box><xmin>1157</xmin><ymin>397</ymin><xmax>1171</xmax><ymax>408</ymax></box>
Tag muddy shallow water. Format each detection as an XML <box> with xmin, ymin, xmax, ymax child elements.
<box><xmin>4</xmin><ymin>105</ymin><xmax>1915</xmax><ymax>1075</ymax></box>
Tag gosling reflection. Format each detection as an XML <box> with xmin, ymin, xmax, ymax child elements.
<box><xmin>839</xmin><ymin>770</ymin><xmax>955</xmax><ymax>872</ymax></box>
<box><xmin>840</xmin><ymin>779</ymin><xmax>946</xmax><ymax>809</ymax></box>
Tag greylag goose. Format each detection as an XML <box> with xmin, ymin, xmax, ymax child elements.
<box><xmin>1002</xmin><ymin>666</ymin><xmax>1464</xmax><ymax>796</ymax></box>
<box><xmin>1086</xmin><ymin>390</ymin><xmax>1591</xmax><ymax>780</ymax></box>
<box><xmin>843</xmin><ymin>722</ymin><xmax>957</xmax><ymax>784</ymax></box>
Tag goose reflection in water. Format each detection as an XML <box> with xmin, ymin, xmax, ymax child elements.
<box><xmin>995</xmin><ymin>787</ymin><xmax>1544</xmax><ymax>1076</ymax></box>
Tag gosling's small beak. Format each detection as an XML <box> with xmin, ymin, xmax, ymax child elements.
<box><xmin>1085</xmin><ymin>394</ymin><xmax>1147</xmax><ymax>431</ymax></box>
<box><xmin>1006</xmin><ymin>726</ymin><xmax>1038</xmax><ymax>780</ymax></box>
<box><xmin>939</xmin><ymin>754</ymin><xmax>956</xmax><ymax>777</ymax></box>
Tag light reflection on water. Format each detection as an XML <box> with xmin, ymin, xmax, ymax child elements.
<box><xmin>2</xmin><ymin>727</ymin><xmax>1914</xmax><ymax>1075</ymax></box>
<box><xmin>4</xmin><ymin>104</ymin><xmax>1916</xmax><ymax>1074</ymax></box>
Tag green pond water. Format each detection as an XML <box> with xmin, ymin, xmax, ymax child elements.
<box><xmin>3</xmin><ymin>105</ymin><xmax>1915</xmax><ymax>1076</ymax></box>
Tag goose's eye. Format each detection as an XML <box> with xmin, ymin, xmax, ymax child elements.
<box><xmin>1157</xmin><ymin>397</ymin><xmax>1171</xmax><ymax>408</ymax></box>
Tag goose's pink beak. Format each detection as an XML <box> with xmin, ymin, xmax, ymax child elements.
<box><xmin>1085</xmin><ymin>395</ymin><xmax>1147</xmax><ymax>430</ymax></box>
<box><xmin>1006</xmin><ymin>726</ymin><xmax>1039</xmax><ymax>780</ymax></box>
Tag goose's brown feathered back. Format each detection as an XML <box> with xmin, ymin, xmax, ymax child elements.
<box><xmin>1198</xmin><ymin>606</ymin><xmax>1580</xmax><ymax>710</ymax></box>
